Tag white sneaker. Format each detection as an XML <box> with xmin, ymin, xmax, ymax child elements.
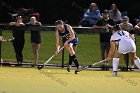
<box><xmin>129</xmin><ymin>65</ymin><xmax>135</xmax><ymax>68</ymax></box>
<box><xmin>113</xmin><ymin>71</ymin><xmax>118</xmax><ymax>76</ymax></box>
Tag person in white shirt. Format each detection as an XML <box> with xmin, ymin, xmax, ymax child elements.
<box><xmin>106</xmin><ymin>24</ymin><xmax>140</xmax><ymax>76</ymax></box>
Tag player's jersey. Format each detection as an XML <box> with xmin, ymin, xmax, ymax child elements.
<box><xmin>110</xmin><ymin>30</ymin><xmax>136</xmax><ymax>54</ymax></box>
<box><xmin>58</xmin><ymin>24</ymin><xmax>77</xmax><ymax>42</ymax></box>
<box><xmin>110</xmin><ymin>30</ymin><xmax>131</xmax><ymax>41</ymax></box>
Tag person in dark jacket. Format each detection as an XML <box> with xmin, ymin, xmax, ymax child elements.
<box><xmin>9</xmin><ymin>16</ymin><xmax>25</xmax><ymax>64</ymax></box>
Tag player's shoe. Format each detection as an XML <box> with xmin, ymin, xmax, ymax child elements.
<box><xmin>105</xmin><ymin>65</ymin><xmax>110</xmax><ymax>70</ymax></box>
<box><xmin>101</xmin><ymin>63</ymin><xmax>109</xmax><ymax>70</ymax></box>
<box><xmin>67</xmin><ymin>65</ymin><xmax>71</xmax><ymax>72</ymax></box>
<box><xmin>113</xmin><ymin>71</ymin><xmax>118</xmax><ymax>76</ymax></box>
<box><xmin>75</xmin><ymin>66</ymin><xmax>82</xmax><ymax>74</ymax></box>
<box><xmin>101</xmin><ymin>64</ymin><xmax>106</xmax><ymax>70</ymax></box>
<box><xmin>128</xmin><ymin>65</ymin><xmax>135</xmax><ymax>71</ymax></box>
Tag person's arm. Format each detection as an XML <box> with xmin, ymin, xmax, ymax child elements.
<box><xmin>93</xmin><ymin>19</ymin><xmax>106</xmax><ymax>29</ymax></box>
<box><xmin>106</xmin><ymin>24</ymin><xmax>114</xmax><ymax>29</ymax></box>
<box><xmin>92</xmin><ymin>10</ymin><xmax>101</xmax><ymax>20</ymax></box>
<box><xmin>134</xmin><ymin>25</ymin><xmax>140</xmax><ymax>30</ymax></box>
<box><xmin>129</xmin><ymin>33</ymin><xmax>135</xmax><ymax>41</ymax></box>
<box><xmin>83</xmin><ymin>10</ymin><xmax>89</xmax><ymax>19</ymax></box>
<box><xmin>37</xmin><ymin>22</ymin><xmax>42</xmax><ymax>26</ymax></box>
<box><xmin>106</xmin><ymin>19</ymin><xmax>116</xmax><ymax>29</ymax></box>
<box><xmin>106</xmin><ymin>41</ymin><xmax>116</xmax><ymax>61</ymax></box>
<box><xmin>0</xmin><ymin>36</ymin><xmax>3</xmax><ymax>42</ymax></box>
<box><xmin>116</xmin><ymin>10</ymin><xmax>122</xmax><ymax>22</ymax></box>
<box><xmin>9</xmin><ymin>22</ymin><xmax>16</xmax><ymax>26</ymax></box>
<box><xmin>93</xmin><ymin>25</ymin><xmax>105</xmax><ymax>29</ymax></box>
<box><xmin>64</xmin><ymin>25</ymin><xmax>75</xmax><ymax>46</ymax></box>
<box><xmin>55</xmin><ymin>30</ymin><xmax>60</xmax><ymax>52</ymax></box>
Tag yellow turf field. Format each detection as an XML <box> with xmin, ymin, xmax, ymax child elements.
<box><xmin>0</xmin><ymin>67</ymin><xmax>140</xmax><ymax>93</ymax></box>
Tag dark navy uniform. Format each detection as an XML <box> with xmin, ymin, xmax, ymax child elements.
<box><xmin>58</xmin><ymin>24</ymin><xmax>80</xmax><ymax>73</ymax></box>
<box><xmin>58</xmin><ymin>24</ymin><xmax>78</xmax><ymax>45</ymax></box>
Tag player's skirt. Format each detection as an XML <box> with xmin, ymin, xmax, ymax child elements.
<box><xmin>118</xmin><ymin>39</ymin><xmax>136</xmax><ymax>54</ymax></box>
<box><xmin>68</xmin><ymin>37</ymin><xmax>78</xmax><ymax>45</ymax></box>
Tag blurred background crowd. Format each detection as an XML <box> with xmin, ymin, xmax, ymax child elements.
<box><xmin>0</xmin><ymin>0</ymin><xmax>140</xmax><ymax>26</ymax></box>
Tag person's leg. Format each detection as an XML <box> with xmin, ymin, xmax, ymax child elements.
<box><xmin>68</xmin><ymin>45</ymin><xmax>77</xmax><ymax>65</ymax></box>
<box><xmin>112</xmin><ymin>50</ymin><xmax>121</xmax><ymax>76</ymax></box>
<box><xmin>66</xmin><ymin>44</ymin><xmax>81</xmax><ymax>74</ymax></box>
<box><xmin>105</xmin><ymin>42</ymin><xmax>110</xmax><ymax>70</ymax></box>
<box><xmin>16</xmin><ymin>42</ymin><xmax>24</xmax><ymax>64</ymax></box>
<box><xmin>130</xmin><ymin>52</ymin><xmax>140</xmax><ymax>69</ymax></box>
<box><xmin>130</xmin><ymin>59</ymin><xmax>134</xmax><ymax>68</ymax></box>
<box><xmin>67</xmin><ymin>45</ymin><xmax>77</xmax><ymax>72</ymax></box>
<box><xmin>13</xmin><ymin>42</ymin><xmax>21</xmax><ymax>64</ymax></box>
<box><xmin>106</xmin><ymin>42</ymin><xmax>110</xmax><ymax>60</ymax></box>
<box><xmin>130</xmin><ymin>37</ymin><xmax>137</xmax><ymax>68</ymax></box>
<box><xmin>124</xmin><ymin>53</ymin><xmax>129</xmax><ymax>70</ymax></box>
<box><xmin>32</xmin><ymin>43</ymin><xmax>40</xmax><ymax>65</ymax></box>
<box><xmin>67</xmin><ymin>37</ymin><xmax>78</xmax><ymax>72</ymax></box>
<box><xmin>100</xmin><ymin>42</ymin><xmax>105</xmax><ymax>60</ymax></box>
<box><xmin>68</xmin><ymin>54</ymin><xmax>73</xmax><ymax>71</ymax></box>
<box><xmin>20</xmin><ymin>42</ymin><xmax>25</xmax><ymax>62</ymax></box>
<box><xmin>100</xmin><ymin>42</ymin><xmax>106</xmax><ymax>70</ymax></box>
<box><xmin>66</xmin><ymin>44</ymin><xmax>79</xmax><ymax>68</ymax></box>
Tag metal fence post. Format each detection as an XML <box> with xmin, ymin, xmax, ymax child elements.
<box><xmin>0</xmin><ymin>27</ymin><xmax>2</xmax><ymax>66</ymax></box>
<box><xmin>62</xmin><ymin>44</ymin><xmax>64</xmax><ymax>68</ymax></box>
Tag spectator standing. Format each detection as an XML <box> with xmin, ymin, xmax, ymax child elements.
<box><xmin>120</xmin><ymin>16</ymin><xmax>135</xmax><ymax>69</ymax></box>
<box><xmin>27</xmin><ymin>16</ymin><xmax>41</xmax><ymax>66</ymax></box>
<box><xmin>93</xmin><ymin>9</ymin><xmax>116</xmax><ymax>70</ymax></box>
<box><xmin>9</xmin><ymin>16</ymin><xmax>25</xmax><ymax>64</ymax></box>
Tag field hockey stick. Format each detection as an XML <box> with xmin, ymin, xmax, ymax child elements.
<box><xmin>84</xmin><ymin>59</ymin><xmax>107</xmax><ymax>69</ymax></box>
<box><xmin>2</xmin><ymin>37</ymin><xmax>15</xmax><ymax>42</ymax></box>
<box><xmin>38</xmin><ymin>46</ymin><xmax>65</xmax><ymax>70</ymax></box>
<box><xmin>92</xmin><ymin>59</ymin><xmax>107</xmax><ymax>66</ymax></box>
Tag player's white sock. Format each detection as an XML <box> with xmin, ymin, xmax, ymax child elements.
<box><xmin>134</xmin><ymin>58</ymin><xmax>140</xmax><ymax>69</ymax></box>
<box><xmin>113</xmin><ymin>58</ymin><xmax>119</xmax><ymax>71</ymax></box>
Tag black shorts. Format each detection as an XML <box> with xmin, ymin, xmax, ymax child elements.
<box><xmin>31</xmin><ymin>31</ymin><xmax>41</xmax><ymax>44</ymax></box>
<box><xmin>31</xmin><ymin>40</ymin><xmax>41</xmax><ymax>44</ymax></box>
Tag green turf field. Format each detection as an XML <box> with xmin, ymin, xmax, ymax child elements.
<box><xmin>1</xmin><ymin>30</ymin><xmax>140</xmax><ymax>66</ymax></box>
<box><xmin>2</xmin><ymin>31</ymin><xmax>140</xmax><ymax>65</ymax></box>
<box><xmin>2</xmin><ymin>30</ymin><xmax>102</xmax><ymax>65</ymax></box>
<box><xmin>0</xmin><ymin>67</ymin><xmax>140</xmax><ymax>93</ymax></box>
<box><xmin>1</xmin><ymin>31</ymin><xmax>140</xmax><ymax>93</ymax></box>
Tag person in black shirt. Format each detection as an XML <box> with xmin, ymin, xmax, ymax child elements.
<box><xmin>93</xmin><ymin>9</ymin><xmax>116</xmax><ymax>70</ymax></box>
<box><xmin>55</xmin><ymin>20</ymin><xmax>81</xmax><ymax>74</ymax></box>
<box><xmin>9</xmin><ymin>16</ymin><xmax>25</xmax><ymax>64</ymax></box>
<box><xmin>27</xmin><ymin>16</ymin><xmax>41</xmax><ymax>66</ymax></box>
